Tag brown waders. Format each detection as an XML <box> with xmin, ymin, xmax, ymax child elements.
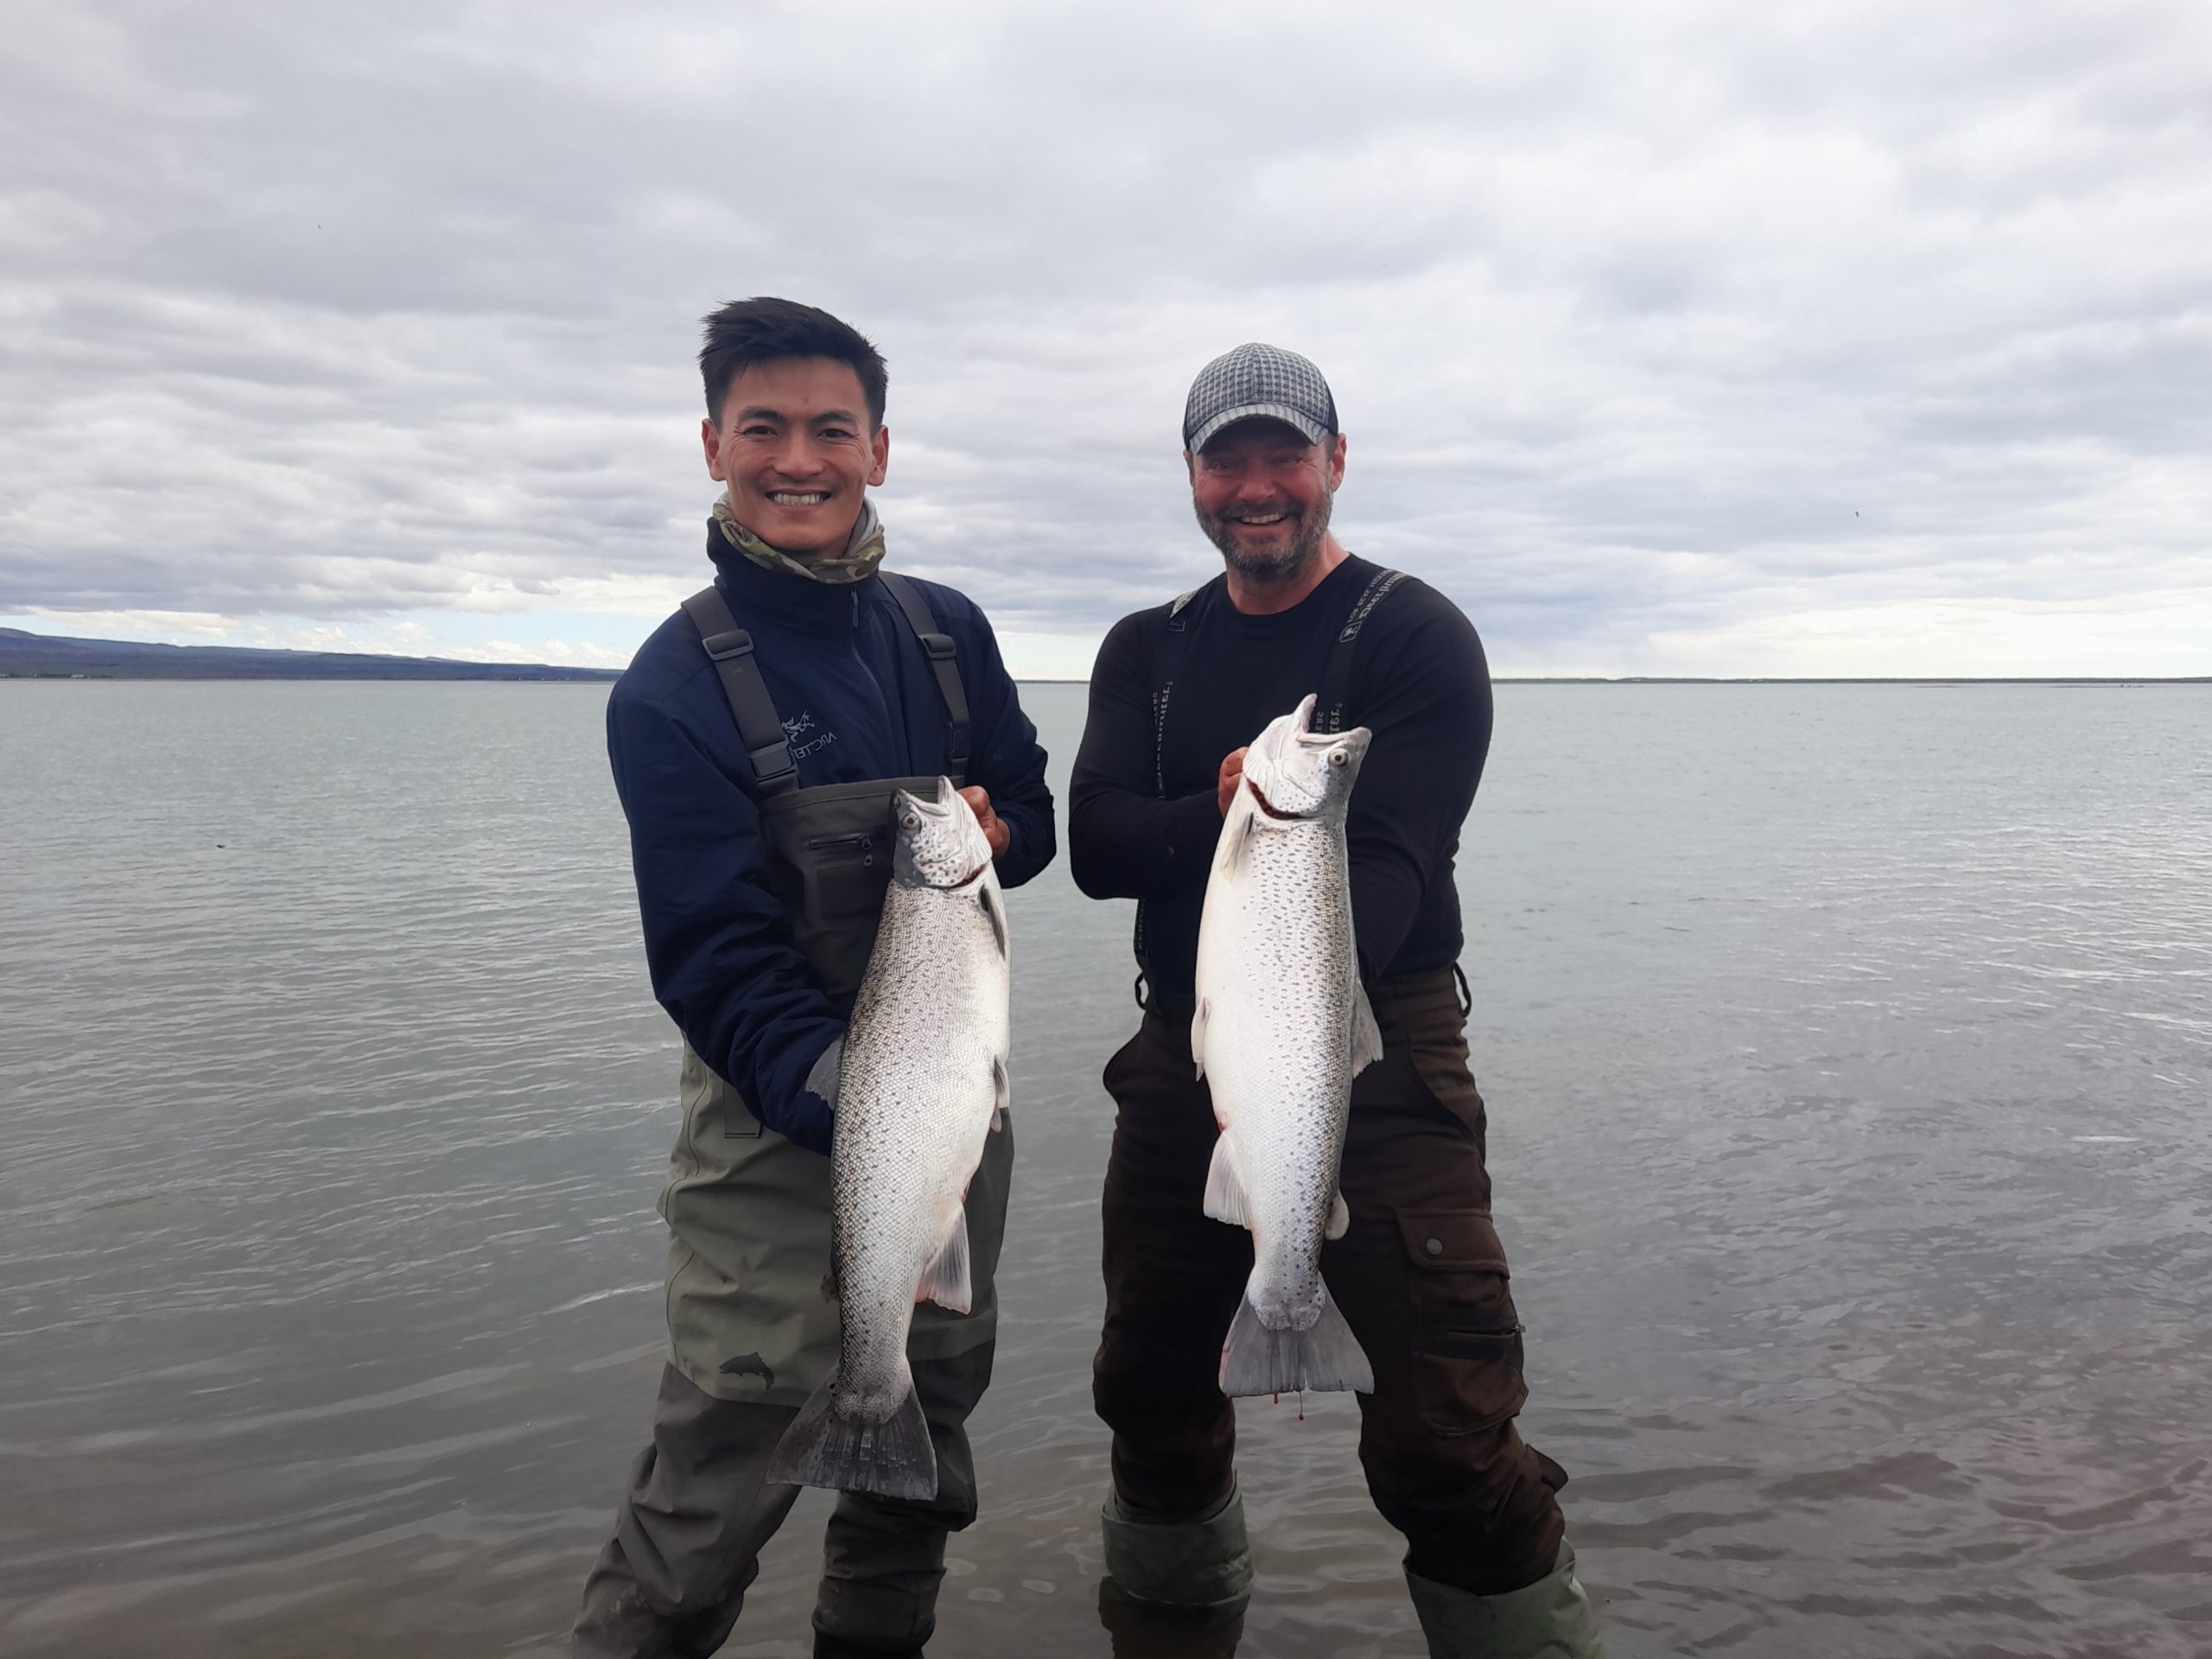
<box><xmin>575</xmin><ymin>578</ymin><xmax>1009</xmax><ymax>1659</ymax></box>
<box><xmin>1091</xmin><ymin>969</ymin><xmax>1603</xmax><ymax>1658</ymax></box>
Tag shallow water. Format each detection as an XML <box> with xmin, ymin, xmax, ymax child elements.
<box><xmin>1</xmin><ymin>680</ymin><xmax>2207</xmax><ymax>1657</ymax></box>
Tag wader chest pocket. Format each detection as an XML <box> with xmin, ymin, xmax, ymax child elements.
<box><xmin>1399</xmin><ymin>1210</ymin><xmax>1528</xmax><ymax>1434</ymax></box>
<box><xmin>801</xmin><ymin>832</ymin><xmax>883</xmax><ymax>921</ymax></box>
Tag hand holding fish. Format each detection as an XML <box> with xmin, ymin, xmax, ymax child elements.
<box><xmin>957</xmin><ymin>785</ymin><xmax>1010</xmax><ymax>859</ymax></box>
<box><xmin>1215</xmin><ymin>747</ymin><xmax>1249</xmax><ymax>817</ymax></box>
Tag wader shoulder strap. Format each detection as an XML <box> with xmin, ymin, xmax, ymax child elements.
<box><xmin>875</xmin><ymin>571</ymin><xmax>971</xmax><ymax>784</ymax></box>
<box><xmin>1314</xmin><ymin>566</ymin><xmax>1408</xmax><ymax>734</ymax></box>
<box><xmin>680</xmin><ymin>586</ymin><xmax>799</xmax><ymax>798</ymax></box>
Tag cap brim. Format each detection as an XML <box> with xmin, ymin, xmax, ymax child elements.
<box><xmin>1185</xmin><ymin>404</ymin><xmax>1329</xmax><ymax>454</ymax></box>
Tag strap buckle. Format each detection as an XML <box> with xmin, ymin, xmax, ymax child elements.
<box><xmin>747</xmin><ymin>740</ymin><xmax>796</xmax><ymax>784</ymax></box>
<box><xmin>699</xmin><ymin>627</ymin><xmax>754</xmax><ymax>663</ymax></box>
<box><xmin>918</xmin><ymin>632</ymin><xmax>957</xmax><ymax>662</ymax></box>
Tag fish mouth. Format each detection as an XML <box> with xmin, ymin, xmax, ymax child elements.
<box><xmin>1246</xmin><ymin>778</ymin><xmax>1318</xmax><ymax>822</ymax></box>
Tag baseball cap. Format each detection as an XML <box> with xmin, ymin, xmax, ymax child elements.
<box><xmin>1182</xmin><ymin>342</ymin><xmax>1338</xmax><ymax>454</ymax></box>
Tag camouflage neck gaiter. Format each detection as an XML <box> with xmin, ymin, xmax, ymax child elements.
<box><xmin>713</xmin><ymin>495</ymin><xmax>887</xmax><ymax>585</ymax></box>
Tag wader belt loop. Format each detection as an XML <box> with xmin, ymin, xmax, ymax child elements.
<box><xmin>682</xmin><ymin>586</ymin><xmax>799</xmax><ymax>797</ymax></box>
<box><xmin>1314</xmin><ymin>566</ymin><xmax>1408</xmax><ymax>734</ymax></box>
<box><xmin>876</xmin><ymin>570</ymin><xmax>972</xmax><ymax>785</ymax></box>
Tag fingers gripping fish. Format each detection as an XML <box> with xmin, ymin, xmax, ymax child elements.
<box><xmin>1192</xmin><ymin>695</ymin><xmax>1382</xmax><ymax>1397</ymax></box>
<box><xmin>767</xmin><ymin>779</ymin><xmax>1011</xmax><ymax>1500</ymax></box>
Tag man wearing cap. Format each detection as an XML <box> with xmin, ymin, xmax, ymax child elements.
<box><xmin>1069</xmin><ymin>345</ymin><xmax>1604</xmax><ymax>1657</ymax></box>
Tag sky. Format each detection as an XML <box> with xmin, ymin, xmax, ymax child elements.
<box><xmin>3</xmin><ymin>0</ymin><xmax>2208</xmax><ymax>678</ymax></box>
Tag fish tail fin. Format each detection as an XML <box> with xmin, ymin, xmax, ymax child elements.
<box><xmin>1218</xmin><ymin>1289</ymin><xmax>1375</xmax><ymax>1398</ymax></box>
<box><xmin>767</xmin><ymin>1370</ymin><xmax>939</xmax><ymax>1500</ymax></box>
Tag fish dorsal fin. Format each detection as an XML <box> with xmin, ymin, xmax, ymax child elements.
<box><xmin>1350</xmin><ymin>987</ymin><xmax>1382</xmax><ymax>1076</ymax></box>
<box><xmin>978</xmin><ymin>880</ymin><xmax>1008</xmax><ymax>959</ymax></box>
<box><xmin>991</xmin><ymin>1053</ymin><xmax>1008</xmax><ymax>1133</ymax></box>
<box><xmin>917</xmin><ymin>1206</ymin><xmax>972</xmax><ymax>1314</ymax></box>
<box><xmin>1203</xmin><ymin>1133</ymin><xmax>1252</xmax><ymax>1228</ymax></box>
<box><xmin>1191</xmin><ymin>995</ymin><xmax>1211</xmax><ymax>1080</ymax></box>
<box><xmin>804</xmin><ymin>1034</ymin><xmax>847</xmax><ymax>1112</ymax></box>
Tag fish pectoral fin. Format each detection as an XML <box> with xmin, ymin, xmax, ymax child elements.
<box><xmin>990</xmin><ymin>1054</ymin><xmax>1009</xmax><ymax>1132</ymax></box>
<box><xmin>1202</xmin><ymin>1135</ymin><xmax>1253</xmax><ymax>1229</ymax></box>
<box><xmin>979</xmin><ymin>880</ymin><xmax>1008</xmax><ymax>959</ymax></box>
<box><xmin>1191</xmin><ymin>996</ymin><xmax>1211</xmax><ymax>1081</ymax></box>
<box><xmin>1217</xmin><ymin>793</ymin><xmax>1256</xmax><ymax>878</ymax></box>
<box><xmin>1326</xmin><ymin>1189</ymin><xmax>1351</xmax><ymax>1240</ymax></box>
<box><xmin>1350</xmin><ymin>986</ymin><xmax>1383</xmax><ymax>1076</ymax></box>
<box><xmin>804</xmin><ymin>1034</ymin><xmax>847</xmax><ymax>1111</ymax></box>
<box><xmin>916</xmin><ymin>1208</ymin><xmax>972</xmax><ymax>1314</ymax></box>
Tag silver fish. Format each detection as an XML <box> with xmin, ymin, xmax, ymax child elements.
<box><xmin>1192</xmin><ymin>694</ymin><xmax>1379</xmax><ymax>1397</ymax></box>
<box><xmin>767</xmin><ymin>778</ymin><xmax>1011</xmax><ymax>1499</ymax></box>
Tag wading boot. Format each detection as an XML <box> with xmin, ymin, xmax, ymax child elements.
<box><xmin>1098</xmin><ymin>1479</ymin><xmax>1253</xmax><ymax>1611</ymax></box>
<box><xmin>1404</xmin><ymin>1542</ymin><xmax>1604</xmax><ymax>1659</ymax></box>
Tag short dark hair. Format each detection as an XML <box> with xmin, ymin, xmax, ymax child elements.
<box><xmin>698</xmin><ymin>297</ymin><xmax>888</xmax><ymax>429</ymax></box>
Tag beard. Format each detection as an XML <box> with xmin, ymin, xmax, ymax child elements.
<box><xmin>1194</xmin><ymin>487</ymin><xmax>1335</xmax><ymax>582</ymax></box>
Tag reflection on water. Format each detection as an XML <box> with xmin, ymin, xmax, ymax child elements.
<box><xmin>1</xmin><ymin>681</ymin><xmax>2208</xmax><ymax>1657</ymax></box>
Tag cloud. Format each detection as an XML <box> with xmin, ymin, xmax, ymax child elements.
<box><xmin>1</xmin><ymin>0</ymin><xmax>2207</xmax><ymax>673</ymax></box>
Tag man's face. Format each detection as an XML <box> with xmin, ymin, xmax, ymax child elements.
<box><xmin>702</xmin><ymin>357</ymin><xmax>888</xmax><ymax>556</ymax></box>
<box><xmin>1187</xmin><ymin>419</ymin><xmax>1347</xmax><ymax>580</ymax></box>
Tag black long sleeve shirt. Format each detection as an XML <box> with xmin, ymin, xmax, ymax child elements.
<box><xmin>1069</xmin><ymin>553</ymin><xmax>1492</xmax><ymax>1002</ymax></box>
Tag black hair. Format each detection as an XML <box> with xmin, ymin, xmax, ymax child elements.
<box><xmin>697</xmin><ymin>297</ymin><xmax>888</xmax><ymax>429</ymax></box>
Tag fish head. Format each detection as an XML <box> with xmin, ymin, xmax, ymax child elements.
<box><xmin>1241</xmin><ymin>693</ymin><xmax>1372</xmax><ymax>823</ymax></box>
<box><xmin>891</xmin><ymin>776</ymin><xmax>991</xmax><ymax>889</ymax></box>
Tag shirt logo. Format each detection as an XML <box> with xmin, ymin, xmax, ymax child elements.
<box><xmin>782</xmin><ymin>709</ymin><xmax>839</xmax><ymax>760</ymax></box>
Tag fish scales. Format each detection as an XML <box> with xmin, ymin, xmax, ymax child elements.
<box><xmin>1193</xmin><ymin>694</ymin><xmax>1378</xmax><ymax>1397</ymax></box>
<box><xmin>767</xmin><ymin>779</ymin><xmax>1009</xmax><ymax>1499</ymax></box>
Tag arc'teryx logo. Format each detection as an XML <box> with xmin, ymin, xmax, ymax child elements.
<box><xmin>781</xmin><ymin>710</ymin><xmax>839</xmax><ymax>761</ymax></box>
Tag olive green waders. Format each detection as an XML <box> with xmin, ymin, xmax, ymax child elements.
<box><xmin>575</xmin><ymin>578</ymin><xmax>1009</xmax><ymax>1659</ymax></box>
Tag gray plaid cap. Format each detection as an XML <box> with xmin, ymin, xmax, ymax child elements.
<box><xmin>1182</xmin><ymin>342</ymin><xmax>1338</xmax><ymax>454</ymax></box>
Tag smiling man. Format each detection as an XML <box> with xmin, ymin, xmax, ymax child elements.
<box><xmin>1069</xmin><ymin>344</ymin><xmax>1605</xmax><ymax>1657</ymax></box>
<box><xmin>573</xmin><ymin>298</ymin><xmax>1054</xmax><ymax>1659</ymax></box>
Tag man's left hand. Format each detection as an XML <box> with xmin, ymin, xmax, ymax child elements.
<box><xmin>958</xmin><ymin>785</ymin><xmax>1011</xmax><ymax>861</ymax></box>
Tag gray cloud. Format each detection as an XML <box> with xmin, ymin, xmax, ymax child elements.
<box><xmin>2</xmin><ymin>0</ymin><xmax>2208</xmax><ymax>671</ymax></box>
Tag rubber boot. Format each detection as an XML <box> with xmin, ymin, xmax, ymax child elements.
<box><xmin>810</xmin><ymin>1491</ymin><xmax>948</xmax><ymax>1658</ymax></box>
<box><xmin>1404</xmin><ymin>1542</ymin><xmax>1604</xmax><ymax>1659</ymax></box>
<box><xmin>1098</xmin><ymin>1479</ymin><xmax>1254</xmax><ymax>1611</ymax></box>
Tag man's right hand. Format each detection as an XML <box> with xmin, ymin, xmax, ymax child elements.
<box><xmin>1217</xmin><ymin>747</ymin><xmax>1249</xmax><ymax>817</ymax></box>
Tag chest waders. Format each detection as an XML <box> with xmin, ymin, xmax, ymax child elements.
<box><xmin>1130</xmin><ymin>564</ymin><xmax>1412</xmax><ymax>1008</ymax></box>
<box><xmin>658</xmin><ymin>573</ymin><xmax>1014</xmax><ymax>1407</ymax></box>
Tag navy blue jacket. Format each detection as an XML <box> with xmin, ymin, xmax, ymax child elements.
<box><xmin>607</xmin><ymin>524</ymin><xmax>1055</xmax><ymax>1153</ymax></box>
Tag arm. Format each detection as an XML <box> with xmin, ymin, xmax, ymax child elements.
<box><xmin>607</xmin><ymin>686</ymin><xmax>844</xmax><ymax>1154</ymax></box>
<box><xmin>1344</xmin><ymin>605</ymin><xmax>1493</xmax><ymax>979</ymax></box>
<box><xmin>1068</xmin><ymin>612</ymin><xmax>1223</xmax><ymax>901</ymax></box>
<box><xmin>952</xmin><ymin>598</ymin><xmax>1057</xmax><ymax>890</ymax></box>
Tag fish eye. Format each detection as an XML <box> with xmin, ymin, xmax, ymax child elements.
<box><xmin>900</xmin><ymin>810</ymin><xmax>920</xmax><ymax>830</ymax></box>
<box><xmin>1327</xmin><ymin>750</ymin><xmax>1349</xmax><ymax>767</ymax></box>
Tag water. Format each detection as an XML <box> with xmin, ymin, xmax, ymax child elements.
<box><xmin>1</xmin><ymin>680</ymin><xmax>2208</xmax><ymax>1657</ymax></box>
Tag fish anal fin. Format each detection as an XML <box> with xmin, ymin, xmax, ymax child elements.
<box><xmin>1350</xmin><ymin>986</ymin><xmax>1382</xmax><ymax>1076</ymax></box>
<box><xmin>916</xmin><ymin>1207</ymin><xmax>972</xmax><ymax>1313</ymax></box>
<box><xmin>1326</xmin><ymin>1189</ymin><xmax>1351</xmax><ymax>1240</ymax></box>
<box><xmin>1191</xmin><ymin>996</ymin><xmax>1211</xmax><ymax>1080</ymax></box>
<box><xmin>1203</xmin><ymin>1134</ymin><xmax>1252</xmax><ymax>1229</ymax></box>
<box><xmin>990</xmin><ymin>1053</ymin><xmax>1009</xmax><ymax>1132</ymax></box>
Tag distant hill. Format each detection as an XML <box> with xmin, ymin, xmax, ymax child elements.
<box><xmin>0</xmin><ymin>626</ymin><xmax>620</xmax><ymax>682</ymax></box>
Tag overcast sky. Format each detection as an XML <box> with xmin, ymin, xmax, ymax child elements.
<box><xmin>3</xmin><ymin>0</ymin><xmax>2207</xmax><ymax>677</ymax></box>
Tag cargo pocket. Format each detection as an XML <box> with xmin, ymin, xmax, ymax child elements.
<box><xmin>1398</xmin><ymin>1210</ymin><xmax>1528</xmax><ymax>1436</ymax></box>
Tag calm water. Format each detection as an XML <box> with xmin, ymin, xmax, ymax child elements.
<box><xmin>1</xmin><ymin>681</ymin><xmax>2208</xmax><ymax>1658</ymax></box>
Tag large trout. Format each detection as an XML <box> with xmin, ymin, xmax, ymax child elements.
<box><xmin>767</xmin><ymin>777</ymin><xmax>1010</xmax><ymax>1500</ymax></box>
<box><xmin>1193</xmin><ymin>693</ymin><xmax>1380</xmax><ymax>1397</ymax></box>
